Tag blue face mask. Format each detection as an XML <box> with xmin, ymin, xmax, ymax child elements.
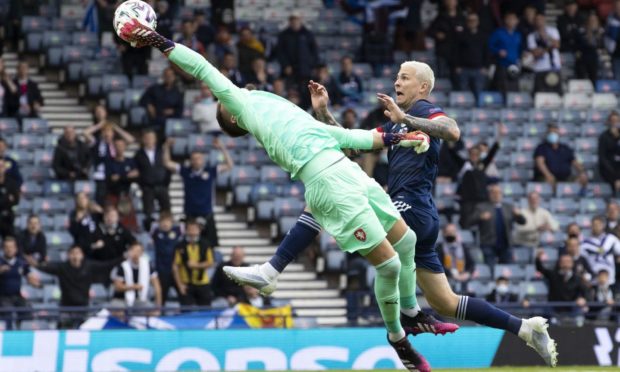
<box><xmin>547</xmin><ymin>132</ymin><xmax>559</xmax><ymax>144</ymax></box>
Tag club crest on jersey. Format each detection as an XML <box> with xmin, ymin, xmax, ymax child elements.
<box><xmin>354</xmin><ymin>228</ymin><xmax>367</xmax><ymax>242</ymax></box>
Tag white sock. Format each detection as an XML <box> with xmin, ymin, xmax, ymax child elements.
<box><xmin>388</xmin><ymin>329</ymin><xmax>406</xmax><ymax>342</ymax></box>
<box><xmin>517</xmin><ymin>318</ymin><xmax>530</xmax><ymax>340</ymax></box>
<box><xmin>401</xmin><ymin>304</ymin><xmax>421</xmax><ymax>318</ymax></box>
<box><xmin>260</xmin><ymin>262</ymin><xmax>279</xmax><ymax>281</ymax></box>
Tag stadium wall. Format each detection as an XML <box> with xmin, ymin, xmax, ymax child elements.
<box><xmin>0</xmin><ymin>326</ymin><xmax>617</xmax><ymax>371</ymax></box>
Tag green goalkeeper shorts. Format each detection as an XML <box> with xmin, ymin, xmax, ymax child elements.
<box><xmin>304</xmin><ymin>157</ymin><xmax>400</xmax><ymax>255</ymax></box>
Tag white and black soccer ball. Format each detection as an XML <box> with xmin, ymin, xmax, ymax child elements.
<box><xmin>113</xmin><ymin>0</ymin><xmax>157</xmax><ymax>39</ymax></box>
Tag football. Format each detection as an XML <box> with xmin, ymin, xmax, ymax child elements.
<box><xmin>113</xmin><ymin>0</ymin><xmax>157</xmax><ymax>40</ymax></box>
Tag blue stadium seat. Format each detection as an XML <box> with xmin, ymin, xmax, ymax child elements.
<box><xmin>506</xmin><ymin>92</ymin><xmax>533</xmax><ymax>108</ymax></box>
<box><xmin>555</xmin><ymin>215</ymin><xmax>574</xmax><ymax>230</ymax></box>
<box><xmin>62</xmin><ymin>46</ymin><xmax>93</xmax><ymax>64</ymax></box>
<box><xmin>595</xmin><ymin>79</ymin><xmax>620</xmax><ymax>93</ymax></box>
<box><xmin>123</xmin><ymin>89</ymin><xmax>144</xmax><ymax>109</ymax></box>
<box><xmin>586</xmin><ymin>109</ymin><xmax>607</xmax><ymax>123</ymax></box>
<box><xmin>87</xmin><ymin>76</ymin><xmax>102</xmax><ymax>97</ymax></box>
<box><xmin>478</xmin><ymin>91</ymin><xmax>504</xmax><ymax>108</ymax></box>
<box><xmin>521</xmin><ymin>123</ymin><xmax>545</xmax><ymax>138</ymax></box>
<box><xmin>525</xmin><ymin>264</ymin><xmax>543</xmax><ymax>281</ymax></box>
<box><xmin>230</xmin><ymin>166</ymin><xmax>260</xmax><ymax>186</ymax></box>
<box><xmin>574</xmin><ymin>214</ymin><xmax>592</xmax><ymax>229</ymax></box>
<box><xmin>576</xmin><ymin>154</ymin><xmax>597</xmax><ymax>168</ymax></box>
<box><xmin>513</xmin><ymin>248</ymin><xmax>532</xmax><ymax>264</ymax></box>
<box><xmin>21</xmin><ymin>166</ymin><xmax>48</xmax><ymax>182</ymax></box>
<box><xmin>325</xmin><ymin>249</ymin><xmax>346</xmax><ymax>273</ymax></box>
<box><xmin>499</xmin><ymin>108</ymin><xmax>528</xmax><ymax>124</ymax></box>
<box><xmin>494</xmin><ymin>264</ymin><xmax>526</xmax><ymax>281</ymax></box>
<box><xmin>574</xmin><ymin>138</ymin><xmax>597</xmax><ymax>154</ymax></box>
<box><xmin>22</xmin><ymin>118</ymin><xmax>48</xmax><ymax>134</ymax></box>
<box><xmin>101</xmin><ymin>74</ymin><xmax>130</xmax><ymax>94</ymax></box>
<box><xmin>580</xmin><ymin>123</ymin><xmax>600</xmax><ymax>137</ymax></box>
<box><xmin>26</xmin><ymin>32</ymin><xmax>44</xmax><ymax>52</ymax></box>
<box><xmin>428</xmin><ymin>92</ymin><xmax>448</xmax><ymax>107</ymax></box>
<box><xmin>0</xmin><ymin>118</ymin><xmax>19</xmax><ymax>135</ymax></box>
<box><xmin>510</xmin><ymin>153</ymin><xmax>533</xmax><ymax>168</ymax></box>
<box><xmin>67</xmin><ymin>62</ymin><xmax>82</xmax><ymax>82</ymax></box>
<box><xmin>51</xmin><ymin>18</ymin><xmax>79</xmax><ymax>32</ymax></box>
<box><xmin>43</xmin><ymin>181</ymin><xmax>73</xmax><ymax>196</ymax></box>
<box><xmin>558</xmin><ymin>109</ymin><xmax>585</xmax><ymax>124</ymax></box>
<box><xmin>526</xmin><ymin>182</ymin><xmax>553</xmax><ymax>198</ymax></box>
<box><xmin>53</xmin><ymin>215</ymin><xmax>69</xmax><ymax>231</ymax></box>
<box><xmin>443</xmin><ymin>108</ymin><xmax>472</xmax><ymax>122</ymax></box>
<box><xmin>43</xmin><ymin>284</ymin><xmax>61</xmax><ymax>303</ymax></box>
<box><xmin>34</xmin><ymin>149</ymin><xmax>54</xmax><ymax>167</ymax></box>
<box><xmin>13</xmin><ymin>134</ymin><xmax>43</xmax><ymax>150</ymax></box>
<box><xmin>43</xmin><ymin>31</ymin><xmax>70</xmax><ymax>49</ymax></box>
<box><xmin>521</xmin><ymin>281</ymin><xmax>548</xmax><ymax>302</ymax></box>
<box><xmin>463</xmin><ymin>122</ymin><xmax>494</xmax><ymax>137</ymax></box>
<box><xmin>260</xmin><ymin>165</ymin><xmax>289</xmax><ymax>184</ymax></box>
<box><xmin>74</xmin><ymin>180</ymin><xmax>96</xmax><ymax>196</ymax></box>
<box><xmin>216</xmin><ymin>169</ymin><xmax>231</xmax><ymax>190</ymax></box>
<box><xmin>368</xmin><ymin>78</ymin><xmax>392</xmax><ymax>92</ymax></box>
<box><xmin>132</xmin><ymin>75</ymin><xmax>158</xmax><ymax>89</ymax></box>
<box><xmin>82</xmin><ymin>60</ymin><xmax>110</xmax><ymax>78</ymax></box>
<box><xmin>588</xmin><ymin>183</ymin><xmax>613</xmax><ymax>198</ymax></box>
<box><xmin>234</xmin><ymin>184</ymin><xmax>253</xmax><ymax>205</ymax></box>
<box><xmin>165</xmin><ymin>119</ymin><xmax>194</xmax><ymax>137</ymax></box>
<box><xmin>46</xmin><ymin>47</ymin><xmax>63</xmax><ymax>67</ymax></box>
<box><xmin>502</xmin><ymin>168</ymin><xmax>531</xmax><ymax>183</ymax></box>
<box><xmin>278</xmin><ymin>216</ymin><xmax>298</xmax><ymax>236</ymax></box>
<box><xmin>280</xmin><ymin>182</ymin><xmax>305</xmax><ymax>198</ymax></box>
<box><xmin>435</xmin><ymin>182</ymin><xmax>457</xmax><ymax>199</ymax></box>
<box><xmin>352</xmin><ymin>63</ymin><xmax>372</xmax><ymax>78</ymax></box>
<box><xmin>273</xmin><ymin>197</ymin><xmax>305</xmax><ymax>217</ymax></box>
<box><xmin>256</xmin><ymin>200</ymin><xmax>275</xmax><ymax>221</ymax></box>
<box><xmin>187</xmin><ymin>135</ymin><xmax>214</xmax><ymax>153</ymax></box>
<box><xmin>449</xmin><ymin>91</ymin><xmax>476</xmax><ymax>108</ymax></box>
<box><xmin>220</xmin><ymin>136</ymin><xmax>249</xmax><ymax>150</ymax></box>
<box><xmin>33</xmin><ymin>198</ymin><xmax>65</xmax><ymax>214</ymax></box>
<box><xmin>42</xmin><ymin>134</ymin><xmax>58</xmax><ymax>149</ymax></box>
<box><xmin>555</xmin><ymin>182</ymin><xmax>580</xmax><ymax>198</ymax></box>
<box><xmin>129</xmin><ymin>107</ymin><xmax>147</xmax><ymax>127</ymax></box>
<box><xmin>550</xmin><ymin>198</ymin><xmax>579</xmax><ymax>215</ymax></box>
<box><xmin>242</xmin><ymin>150</ymin><xmax>270</xmax><ymax>167</ymax></box>
<box><xmin>467</xmin><ymin>280</ymin><xmax>491</xmax><ymax>297</ymax></box>
<box><xmin>433</xmin><ymin>78</ymin><xmax>452</xmax><ymax>92</ymax></box>
<box><xmin>8</xmin><ymin>149</ymin><xmax>34</xmax><ymax>165</ymax></box>
<box><xmin>72</xmin><ymin>32</ymin><xmax>99</xmax><ymax>48</ymax></box>
<box><xmin>516</xmin><ymin>138</ymin><xmax>537</xmax><ymax>152</ymax></box>
<box><xmin>20</xmin><ymin>181</ymin><xmax>42</xmax><ymax>198</ymax></box>
<box><xmin>320</xmin><ymin>232</ymin><xmax>339</xmax><ymax>252</ymax></box>
<box><xmin>170</xmin><ymin>137</ymin><xmax>188</xmax><ymax>157</ymax></box>
<box><xmin>501</xmin><ymin>182</ymin><xmax>525</xmax><ymax>199</ymax></box>
<box><xmin>542</xmin><ymin>248</ymin><xmax>560</xmax><ymax>262</ymax></box>
<box><xmin>539</xmin><ymin>231</ymin><xmax>564</xmax><ymax>247</ymax></box>
<box><xmin>21</xmin><ymin>16</ymin><xmax>49</xmax><ymax>33</ymax></box>
<box><xmin>580</xmin><ymin>199</ymin><xmax>607</xmax><ymax>214</ymax></box>
<box><xmin>95</xmin><ymin>47</ymin><xmax>120</xmax><ymax>62</ymax></box>
<box><xmin>528</xmin><ymin>109</ymin><xmax>557</xmax><ymax>124</ymax></box>
<box><xmin>208</xmin><ymin>149</ymin><xmax>239</xmax><ymax>168</ymax></box>
<box><xmin>250</xmin><ymin>182</ymin><xmax>278</xmax><ymax>204</ymax></box>
<box><xmin>107</xmin><ymin>92</ymin><xmax>125</xmax><ymax>112</ymax></box>
<box><xmin>474</xmin><ymin>264</ymin><xmax>492</xmax><ymax>281</ymax></box>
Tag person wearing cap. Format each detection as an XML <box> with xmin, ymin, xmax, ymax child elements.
<box><xmin>533</xmin><ymin>123</ymin><xmax>585</xmax><ymax>186</ymax></box>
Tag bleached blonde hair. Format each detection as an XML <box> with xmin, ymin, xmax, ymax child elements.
<box><xmin>400</xmin><ymin>61</ymin><xmax>435</xmax><ymax>94</ymax></box>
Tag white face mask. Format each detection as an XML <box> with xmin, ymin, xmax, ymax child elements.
<box><xmin>496</xmin><ymin>284</ymin><xmax>509</xmax><ymax>294</ymax></box>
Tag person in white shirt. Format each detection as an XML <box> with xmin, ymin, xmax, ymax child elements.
<box><xmin>580</xmin><ymin>215</ymin><xmax>620</xmax><ymax>286</ymax></box>
<box><xmin>192</xmin><ymin>82</ymin><xmax>220</xmax><ymax>134</ymax></box>
<box><xmin>513</xmin><ymin>191</ymin><xmax>559</xmax><ymax>248</ymax></box>
<box><xmin>526</xmin><ymin>13</ymin><xmax>562</xmax><ymax>93</ymax></box>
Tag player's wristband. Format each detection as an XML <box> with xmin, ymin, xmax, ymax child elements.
<box><xmin>381</xmin><ymin>133</ymin><xmax>405</xmax><ymax>146</ymax></box>
<box><xmin>148</xmin><ymin>33</ymin><xmax>175</xmax><ymax>53</ymax></box>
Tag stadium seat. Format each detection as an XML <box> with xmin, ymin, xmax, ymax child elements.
<box><xmin>45</xmin><ymin>231</ymin><xmax>73</xmax><ymax>250</ymax></box>
<box><xmin>74</xmin><ymin>180</ymin><xmax>96</xmax><ymax>196</ymax></box>
<box><xmin>506</xmin><ymin>92</ymin><xmax>533</xmax><ymax>108</ymax></box>
<box><xmin>595</xmin><ymin>79</ymin><xmax>620</xmax><ymax>93</ymax></box>
<box><xmin>13</xmin><ymin>134</ymin><xmax>43</xmax><ymax>150</ymax></box>
<box><xmin>21</xmin><ymin>181</ymin><xmax>42</xmax><ymax>198</ymax></box>
<box><xmin>575</xmin><ymin>214</ymin><xmax>593</xmax><ymax>229</ymax></box>
<box><xmin>352</xmin><ymin>63</ymin><xmax>372</xmax><ymax>78</ymax></box>
<box><xmin>67</xmin><ymin>62</ymin><xmax>83</xmax><ymax>82</ymax></box>
<box><xmin>101</xmin><ymin>74</ymin><xmax>130</xmax><ymax>94</ymax></box>
<box><xmin>51</xmin><ymin>18</ymin><xmax>79</xmax><ymax>32</ymax></box>
<box><xmin>325</xmin><ymin>249</ymin><xmax>346</xmax><ymax>272</ymax></box>
<box><xmin>53</xmin><ymin>215</ymin><xmax>70</xmax><ymax>231</ymax></box>
<box><xmin>273</xmin><ymin>197</ymin><xmax>305</xmax><ymax>217</ymax></box>
<box><xmin>280</xmin><ymin>182</ymin><xmax>305</xmax><ymax>198</ymax></box>
<box><xmin>434</xmin><ymin>183</ymin><xmax>457</xmax><ymax>199</ymax></box>
<box><xmin>129</xmin><ymin>107</ymin><xmax>147</xmax><ymax>127</ymax></box>
<box><xmin>521</xmin><ymin>281</ymin><xmax>548</xmax><ymax>302</ymax></box>
<box><xmin>576</xmin><ymin>153</ymin><xmax>597</xmax><ymax>168</ymax></box>
<box><xmin>516</xmin><ymin>138</ymin><xmax>537</xmax><ymax>152</ymax></box>
<box><xmin>260</xmin><ymin>165</ymin><xmax>290</xmax><ymax>184</ymax></box>
<box><xmin>230</xmin><ymin>166</ymin><xmax>260</xmax><ymax>186</ymax></box>
<box><xmin>0</xmin><ymin>118</ymin><xmax>19</xmax><ymax>135</ymax></box>
<box><xmin>21</xmin><ymin>16</ymin><xmax>49</xmax><ymax>33</ymax></box>
<box><xmin>521</xmin><ymin>123</ymin><xmax>545</xmax><ymax>138</ymax></box>
<box><xmin>534</xmin><ymin>93</ymin><xmax>562</xmax><ymax>109</ymax></box>
<box><xmin>586</xmin><ymin>109</ymin><xmax>608</xmax><ymax>123</ymax></box>
<box><xmin>472</xmin><ymin>108</ymin><xmax>500</xmax><ymax>122</ymax></box>
<box><xmin>107</xmin><ymin>91</ymin><xmax>125</xmax><ymax>112</ymax></box>
<box><xmin>208</xmin><ymin>149</ymin><xmax>239</xmax><ymax>168</ymax></box>
<box><xmin>580</xmin><ymin>198</ymin><xmax>607</xmax><ymax>214</ymax></box>
<box><xmin>467</xmin><ymin>280</ymin><xmax>491</xmax><ymax>297</ymax></box>
<box><xmin>220</xmin><ymin>136</ymin><xmax>249</xmax><ymax>150</ymax></box>
<box><xmin>242</xmin><ymin>150</ymin><xmax>271</xmax><ymax>167</ymax></box>
<box><xmin>526</xmin><ymin>182</ymin><xmax>553</xmax><ymax>198</ymax></box>
<box><xmin>579</xmin><ymin>123</ymin><xmax>600</xmax><ymax>138</ymax></box>
<box><xmin>563</xmin><ymin>93</ymin><xmax>591</xmax><ymax>109</ymax></box>
<box><xmin>33</xmin><ymin>198</ymin><xmax>65</xmax><ymax>214</ymax></box>
<box><xmin>46</xmin><ymin>47</ymin><xmax>63</xmax><ymax>67</ymax></box>
<box><xmin>510</xmin><ymin>153</ymin><xmax>533</xmax><ymax>168</ymax></box>
<box><xmin>478</xmin><ymin>91</ymin><xmax>504</xmax><ymax>108</ymax></box>
<box><xmin>588</xmin><ymin>183</ymin><xmax>613</xmax><ymax>198</ymax></box>
<box><xmin>428</xmin><ymin>92</ymin><xmax>448</xmax><ymax>107</ymax></box>
<box><xmin>123</xmin><ymin>89</ymin><xmax>144</xmax><ymax>110</ymax></box>
<box><xmin>34</xmin><ymin>149</ymin><xmax>54</xmax><ymax>167</ymax></box>
<box><xmin>62</xmin><ymin>45</ymin><xmax>94</xmax><ymax>64</ymax></box>
<box><xmin>473</xmin><ymin>264</ymin><xmax>492</xmax><ymax>281</ymax></box>
<box><xmin>187</xmin><ymin>135</ymin><xmax>214</xmax><ymax>153</ymax></box>
<box><xmin>539</xmin><ymin>231</ymin><xmax>564</xmax><ymax>247</ymax></box>
<box><xmin>558</xmin><ymin>109</ymin><xmax>585</xmax><ymax>124</ymax></box>
<box><xmin>82</xmin><ymin>60</ymin><xmax>110</xmax><ymax>78</ymax></box>
<box><xmin>234</xmin><ymin>184</ymin><xmax>253</xmax><ymax>205</ymax></box>
<box><xmin>72</xmin><ymin>32</ymin><xmax>99</xmax><ymax>48</ymax></box>
<box><xmin>433</xmin><ymin>79</ymin><xmax>452</xmax><ymax>92</ymax></box>
<box><xmin>21</xmin><ymin>286</ymin><xmax>44</xmax><ymax>302</ymax></box>
<box><xmin>256</xmin><ymin>200</ymin><xmax>275</xmax><ymax>221</ymax></box>
<box><xmin>567</xmin><ymin>79</ymin><xmax>594</xmax><ymax>94</ymax></box>
<box><xmin>26</xmin><ymin>32</ymin><xmax>44</xmax><ymax>52</ymax></box>
<box><xmin>494</xmin><ymin>264</ymin><xmax>526</xmax><ymax>281</ymax></box>
<box><xmin>502</xmin><ymin>168</ymin><xmax>531</xmax><ymax>183</ymax></box>
<box><xmin>525</xmin><ymin>264</ymin><xmax>543</xmax><ymax>281</ymax></box>
<box><xmin>43</xmin><ymin>31</ymin><xmax>70</xmax><ymax>49</ymax></box>
<box><xmin>574</xmin><ymin>137</ymin><xmax>597</xmax><ymax>154</ymax></box>
<box><xmin>170</xmin><ymin>137</ymin><xmax>188</xmax><ymax>157</ymax></box>
<box><xmin>43</xmin><ymin>181</ymin><xmax>73</xmax><ymax>196</ymax></box>
<box><xmin>528</xmin><ymin>109</ymin><xmax>557</xmax><ymax>124</ymax></box>
<box><xmin>22</xmin><ymin>118</ymin><xmax>48</xmax><ymax>134</ymax></box>
<box><xmin>591</xmin><ymin>93</ymin><xmax>618</xmax><ymax>109</ymax></box>
<box><xmin>132</xmin><ymin>75</ymin><xmax>158</xmax><ymax>89</ymax></box>
<box><xmin>216</xmin><ymin>169</ymin><xmax>231</xmax><ymax>190</ymax></box>
<box><xmin>278</xmin><ymin>215</ymin><xmax>298</xmax><ymax>236</ymax></box>
<box><xmin>8</xmin><ymin>149</ymin><xmax>34</xmax><ymax>166</ymax></box>
<box><xmin>165</xmin><ymin>119</ymin><xmax>194</xmax><ymax>137</ymax></box>
<box><xmin>21</xmin><ymin>167</ymin><xmax>48</xmax><ymax>183</ymax></box>
<box><xmin>368</xmin><ymin>78</ymin><xmax>392</xmax><ymax>92</ymax></box>
<box><xmin>443</xmin><ymin>108</ymin><xmax>472</xmax><ymax>122</ymax></box>
<box><xmin>250</xmin><ymin>182</ymin><xmax>278</xmax><ymax>204</ymax></box>
<box><xmin>500</xmin><ymin>108</ymin><xmax>528</xmax><ymax>124</ymax></box>
<box><xmin>512</xmin><ymin>248</ymin><xmax>532</xmax><ymax>264</ymax></box>
<box><xmin>550</xmin><ymin>198</ymin><xmax>579</xmax><ymax>215</ymax></box>
<box><xmin>87</xmin><ymin>76</ymin><xmax>103</xmax><ymax>97</ymax></box>
<box><xmin>449</xmin><ymin>91</ymin><xmax>476</xmax><ymax>108</ymax></box>
<box><xmin>463</xmin><ymin>122</ymin><xmax>494</xmax><ymax>137</ymax></box>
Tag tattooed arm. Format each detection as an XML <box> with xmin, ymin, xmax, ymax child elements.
<box><xmin>376</xmin><ymin>93</ymin><xmax>460</xmax><ymax>141</ymax></box>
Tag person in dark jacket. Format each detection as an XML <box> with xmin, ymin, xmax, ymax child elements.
<box><xmin>337</xmin><ymin>56</ymin><xmax>363</xmax><ymax>104</ymax></box>
<box><xmin>139</xmin><ymin>68</ymin><xmax>184</xmax><ymax>135</ymax></box>
<box><xmin>598</xmin><ymin>111</ymin><xmax>620</xmax><ymax>195</ymax></box>
<box><xmin>0</xmin><ymin>161</ymin><xmax>19</xmax><ymax>239</ymax></box>
<box><xmin>211</xmin><ymin>246</ymin><xmax>248</xmax><ymax>307</ymax></box>
<box><xmin>34</xmin><ymin>245</ymin><xmax>124</xmax><ymax>328</ymax></box>
<box><xmin>106</xmin><ymin>138</ymin><xmax>138</xmax><ymax>201</ymax></box>
<box><xmin>428</xmin><ymin>0</ymin><xmax>466</xmax><ymax>81</ymax></box>
<box><xmin>575</xmin><ymin>13</ymin><xmax>605</xmax><ymax>84</ymax></box>
<box><xmin>69</xmin><ymin>192</ymin><xmax>103</xmax><ymax>253</ymax></box>
<box><xmin>0</xmin><ymin>58</ymin><xmax>18</xmax><ymax>117</ymax></box>
<box><xmin>438</xmin><ymin>139</ymin><xmax>466</xmax><ymax>182</ymax></box>
<box><xmin>52</xmin><ymin>126</ymin><xmax>92</xmax><ymax>180</ymax></box>
<box><xmin>17</xmin><ymin>214</ymin><xmax>47</xmax><ymax>264</ymax></box>
<box><xmin>557</xmin><ymin>0</ymin><xmax>584</xmax><ymax>53</ymax></box>
<box><xmin>535</xmin><ymin>250</ymin><xmax>588</xmax><ymax>315</ymax></box>
<box><xmin>13</xmin><ymin>61</ymin><xmax>43</xmax><ymax>118</ymax></box>
<box><xmin>0</xmin><ymin>137</ymin><xmax>22</xmax><ymax>186</ymax></box>
<box><xmin>151</xmin><ymin>212</ymin><xmax>183</xmax><ymax>304</ymax></box>
<box><xmin>276</xmin><ymin>13</ymin><xmax>319</xmax><ymax>89</ymax></box>
<box><xmin>89</xmin><ymin>206</ymin><xmax>135</xmax><ymax>263</ymax></box>
<box><xmin>462</xmin><ymin>184</ymin><xmax>526</xmax><ymax>266</ymax></box>
<box><xmin>237</xmin><ymin>26</ymin><xmax>265</xmax><ymax>76</ymax></box>
<box><xmin>133</xmin><ymin>130</ymin><xmax>171</xmax><ymax>231</ymax></box>
<box><xmin>457</xmin><ymin>142</ymin><xmax>500</xmax><ymax>227</ymax></box>
<box><xmin>455</xmin><ymin>13</ymin><xmax>489</xmax><ymax>102</ymax></box>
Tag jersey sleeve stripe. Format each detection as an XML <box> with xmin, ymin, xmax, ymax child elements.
<box><xmin>428</xmin><ymin>112</ymin><xmax>446</xmax><ymax>120</ymax></box>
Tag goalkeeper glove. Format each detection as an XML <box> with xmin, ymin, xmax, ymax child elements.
<box><xmin>399</xmin><ymin>131</ymin><xmax>430</xmax><ymax>154</ymax></box>
<box><xmin>119</xmin><ymin>18</ymin><xmax>175</xmax><ymax>53</ymax></box>
<box><xmin>381</xmin><ymin>132</ymin><xmax>406</xmax><ymax>147</ymax></box>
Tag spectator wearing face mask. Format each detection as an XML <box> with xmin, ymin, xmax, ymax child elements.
<box><xmin>598</xmin><ymin>110</ymin><xmax>620</xmax><ymax>195</ymax></box>
<box><xmin>534</xmin><ymin>123</ymin><xmax>585</xmax><ymax>187</ymax></box>
<box><xmin>437</xmin><ymin>223</ymin><xmax>475</xmax><ymax>292</ymax></box>
<box><xmin>486</xmin><ymin>276</ymin><xmax>519</xmax><ymax>303</ymax></box>
<box><xmin>536</xmin><ymin>250</ymin><xmax>589</xmax><ymax>316</ymax></box>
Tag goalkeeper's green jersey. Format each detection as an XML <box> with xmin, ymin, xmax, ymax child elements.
<box><xmin>168</xmin><ymin>44</ymin><xmax>374</xmax><ymax>179</ymax></box>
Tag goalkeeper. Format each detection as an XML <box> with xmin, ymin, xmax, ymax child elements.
<box><xmin>120</xmin><ymin>19</ymin><xmax>431</xmax><ymax>372</ymax></box>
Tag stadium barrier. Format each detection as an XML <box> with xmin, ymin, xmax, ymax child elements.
<box><xmin>0</xmin><ymin>325</ymin><xmax>619</xmax><ymax>371</ymax></box>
